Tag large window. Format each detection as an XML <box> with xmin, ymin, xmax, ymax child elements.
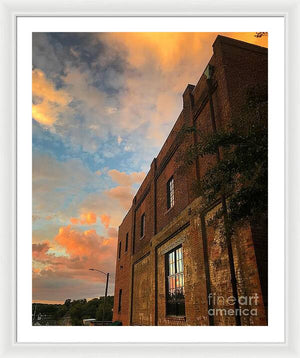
<box><xmin>140</xmin><ymin>213</ymin><xmax>145</xmax><ymax>238</ymax></box>
<box><xmin>165</xmin><ymin>246</ymin><xmax>185</xmax><ymax>316</ymax></box>
<box><xmin>167</xmin><ymin>176</ymin><xmax>175</xmax><ymax>210</ymax></box>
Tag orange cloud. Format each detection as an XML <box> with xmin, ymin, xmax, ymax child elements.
<box><xmin>55</xmin><ymin>226</ymin><xmax>101</xmax><ymax>257</ymax></box>
<box><xmin>70</xmin><ymin>212</ymin><xmax>97</xmax><ymax>226</ymax></box>
<box><xmin>107</xmin><ymin>227</ymin><xmax>117</xmax><ymax>238</ymax></box>
<box><xmin>101</xmin><ymin>32</ymin><xmax>268</xmax><ymax>146</ymax></box>
<box><xmin>32</xmin><ymin>241</ymin><xmax>50</xmax><ymax>260</ymax></box>
<box><xmin>108</xmin><ymin>169</ymin><xmax>146</xmax><ymax>186</ymax></box>
<box><xmin>100</xmin><ymin>214</ymin><xmax>111</xmax><ymax>229</ymax></box>
<box><xmin>32</xmin><ymin>69</ymin><xmax>72</xmax><ymax>126</ymax></box>
<box><xmin>32</xmin><ymin>225</ymin><xmax>118</xmax><ymax>301</ymax></box>
<box><xmin>33</xmin><ymin>226</ymin><xmax>117</xmax><ymax>282</ymax></box>
<box><xmin>106</xmin><ymin>33</ymin><xmax>208</xmax><ymax>70</ymax></box>
<box><xmin>106</xmin><ymin>32</ymin><xmax>267</xmax><ymax>71</ymax></box>
<box><xmin>80</xmin><ymin>212</ymin><xmax>97</xmax><ymax>225</ymax></box>
<box><xmin>70</xmin><ymin>217</ymin><xmax>79</xmax><ymax>225</ymax></box>
<box><xmin>105</xmin><ymin>185</ymin><xmax>134</xmax><ymax>210</ymax></box>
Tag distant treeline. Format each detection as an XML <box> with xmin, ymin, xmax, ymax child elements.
<box><xmin>32</xmin><ymin>296</ymin><xmax>114</xmax><ymax>326</ymax></box>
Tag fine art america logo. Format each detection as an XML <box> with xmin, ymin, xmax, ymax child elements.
<box><xmin>208</xmin><ymin>293</ymin><xmax>259</xmax><ymax>317</ymax></box>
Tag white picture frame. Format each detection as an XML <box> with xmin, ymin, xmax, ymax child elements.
<box><xmin>0</xmin><ymin>0</ymin><xmax>298</xmax><ymax>356</ymax></box>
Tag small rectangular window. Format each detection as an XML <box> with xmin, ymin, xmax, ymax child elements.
<box><xmin>165</xmin><ymin>246</ymin><xmax>185</xmax><ymax>316</ymax></box>
<box><xmin>140</xmin><ymin>213</ymin><xmax>145</xmax><ymax>238</ymax></box>
<box><xmin>167</xmin><ymin>177</ymin><xmax>175</xmax><ymax>209</ymax></box>
<box><xmin>125</xmin><ymin>233</ymin><xmax>129</xmax><ymax>252</ymax></box>
<box><xmin>118</xmin><ymin>241</ymin><xmax>122</xmax><ymax>259</ymax></box>
<box><xmin>118</xmin><ymin>289</ymin><xmax>122</xmax><ymax>313</ymax></box>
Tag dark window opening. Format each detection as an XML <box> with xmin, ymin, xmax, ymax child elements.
<box><xmin>165</xmin><ymin>245</ymin><xmax>185</xmax><ymax>316</ymax></box>
<box><xmin>118</xmin><ymin>289</ymin><xmax>122</xmax><ymax>313</ymax></box>
<box><xmin>125</xmin><ymin>233</ymin><xmax>129</xmax><ymax>252</ymax></box>
<box><xmin>118</xmin><ymin>241</ymin><xmax>122</xmax><ymax>259</ymax></box>
<box><xmin>167</xmin><ymin>176</ymin><xmax>175</xmax><ymax>210</ymax></box>
<box><xmin>140</xmin><ymin>213</ymin><xmax>145</xmax><ymax>238</ymax></box>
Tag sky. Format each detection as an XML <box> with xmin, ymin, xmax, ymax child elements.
<box><xmin>32</xmin><ymin>32</ymin><xmax>268</xmax><ymax>304</ymax></box>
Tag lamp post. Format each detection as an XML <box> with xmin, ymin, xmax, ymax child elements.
<box><xmin>89</xmin><ymin>268</ymin><xmax>110</xmax><ymax>325</ymax></box>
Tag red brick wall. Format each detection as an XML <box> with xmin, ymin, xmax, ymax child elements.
<box><xmin>112</xmin><ymin>208</ymin><xmax>132</xmax><ymax>325</ymax></box>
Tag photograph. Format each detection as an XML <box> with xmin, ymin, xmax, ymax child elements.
<box><xmin>32</xmin><ymin>31</ymin><xmax>268</xmax><ymax>327</ymax></box>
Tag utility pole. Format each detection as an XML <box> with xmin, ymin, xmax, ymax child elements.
<box><xmin>89</xmin><ymin>268</ymin><xmax>110</xmax><ymax>325</ymax></box>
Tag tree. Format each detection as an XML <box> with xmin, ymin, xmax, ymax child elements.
<box><xmin>96</xmin><ymin>296</ymin><xmax>114</xmax><ymax>321</ymax></box>
<box><xmin>82</xmin><ymin>298</ymin><xmax>99</xmax><ymax>318</ymax></box>
<box><xmin>180</xmin><ymin>84</ymin><xmax>267</xmax><ymax>230</ymax></box>
<box><xmin>254</xmin><ymin>32</ymin><xmax>268</xmax><ymax>38</ymax></box>
<box><xmin>64</xmin><ymin>299</ymin><xmax>71</xmax><ymax>307</ymax></box>
<box><xmin>69</xmin><ymin>301</ymin><xmax>85</xmax><ymax>326</ymax></box>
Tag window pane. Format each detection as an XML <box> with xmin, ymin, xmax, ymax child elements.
<box><xmin>169</xmin><ymin>251</ymin><xmax>174</xmax><ymax>265</ymax></box>
<box><xmin>167</xmin><ymin>177</ymin><xmax>175</xmax><ymax>209</ymax></box>
<box><xmin>166</xmin><ymin>246</ymin><xmax>185</xmax><ymax>316</ymax></box>
<box><xmin>176</xmin><ymin>259</ymin><xmax>183</xmax><ymax>273</ymax></box>
<box><xmin>169</xmin><ymin>276</ymin><xmax>175</xmax><ymax>290</ymax></box>
<box><xmin>170</xmin><ymin>261</ymin><xmax>173</xmax><ymax>272</ymax></box>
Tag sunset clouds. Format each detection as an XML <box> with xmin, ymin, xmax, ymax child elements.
<box><xmin>32</xmin><ymin>32</ymin><xmax>267</xmax><ymax>302</ymax></box>
<box><xmin>32</xmin><ymin>69</ymin><xmax>72</xmax><ymax>126</ymax></box>
<box><xmin>32</xmin><ymin>225</ymin><xmax>117</xmax><ymax>301</ymax></box>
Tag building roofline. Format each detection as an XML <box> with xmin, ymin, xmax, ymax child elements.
<box><xmin>213</xmin><ymin>35</ymin><xmax>268</xmax><ymax>54</ymax></box>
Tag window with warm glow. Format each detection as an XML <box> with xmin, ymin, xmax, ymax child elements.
<box><xmin>165</xmin><ymin>245</ymin><xmax>185</xmax><ymax>316</ymax></box>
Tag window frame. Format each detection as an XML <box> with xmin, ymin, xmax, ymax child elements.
<box><xmin>140</xmin><ymin>213</ymin><xmax>145</xmax><ymax>238</ymax></box>
<box><xmin>166</xmin><ymin>176</ymin><xmax>175</xmax><ymax>210</ymax></box>
<box><xmin>165</xmin><ymin>245</ymin><xmax>185</xmax><ymax>317</ymax></box>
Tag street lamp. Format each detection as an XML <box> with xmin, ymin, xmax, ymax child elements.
<box><xmin>89</xmin><ymin>268</ymin><xmax>110</xmax><ymax>325</ymax></box>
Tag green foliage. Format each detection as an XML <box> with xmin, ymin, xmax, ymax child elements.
<box><xmin>179</xmin><ymin>84</ymin><xmax>268</xmax><ymax>229</ymax></box>
<box><xmin>32</xmin><ymin>296</ymin><xmax>114</xmax><ymax>326</ymax></box>
<box><xmin>96</xmin><ymin>296</ymin><xmax>114</xmax><ymax>321</ymax></box>
<box><xmin>69</xmin><ymin>300</ymin><xmax>86</xmax><ymax>325</ymax></box>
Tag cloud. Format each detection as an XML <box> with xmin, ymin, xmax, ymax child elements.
<box><xmin>33</xmin><ymin>225</ymin><xmax>117</xmax><ymax>300</ymax></box>
<box><xmin>70</xmin><ymin>217</ymin><xmax>79</xmax><ymax>225</ymax></box>
<box><xmin>105</xmin><ymin>32</ymin><xmax>267</xmax><ymax>71</ymax></box>
<box><xmin>105</xmin><ymin>186</ymin><xmax>134</xmax><ymax>210</ymax></box>
<box><xmin>55</xmin><ymin>226</ymin><xmax>109</xmax><ymax>258</ymax></box>
<box><xmin>32</xmin><ymin>153</ymin><xmax>101</xmax><ymax>216</ymax></box>
<box><xmin>70</xmin><ymin>212</ymin><xmax>97</xmax><ymax>226</ymax></box>
<box><xmin>32</xmin><ymin>69</ymin><xmax>72</xmax><ymax>126</ymax></box>
<box><xmin>108</xmin><ymin>169</ymin><xmax>145</xmax><ymax>186</ymax></box>
<box><xmin>100</xmin><ymin>214</ymin><xmax>111</xmax><ymax>229</ymax></box>
<box><xmin>107</xmin><ymin>227</ymin><xmax>117</xmax><ymax>238</ymax></box>
<box><xmin>80</xmin><ymin>189</ymin><xmax>131</xmax><ymax>228</ymax></box>
<box><xmin>82</xmin><ymin>212</ymin><xmax>97</xmax><ymax>225</ymax></box>
<box><xmin>32</xmin><ymin>241</ymin><xmax>50</xmax><ymax>260</ymax></box>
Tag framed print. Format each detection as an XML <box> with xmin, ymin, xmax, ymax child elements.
<box><xmin>0</xmin><ymin>0</ymin><xmax>299</xmax><ymax>357</ymax></box>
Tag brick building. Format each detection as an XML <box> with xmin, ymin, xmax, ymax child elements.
<box><xmin>113</xmin><ymin>35</ymin><xmax>268</xmax><ymax>326</ymax></box>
